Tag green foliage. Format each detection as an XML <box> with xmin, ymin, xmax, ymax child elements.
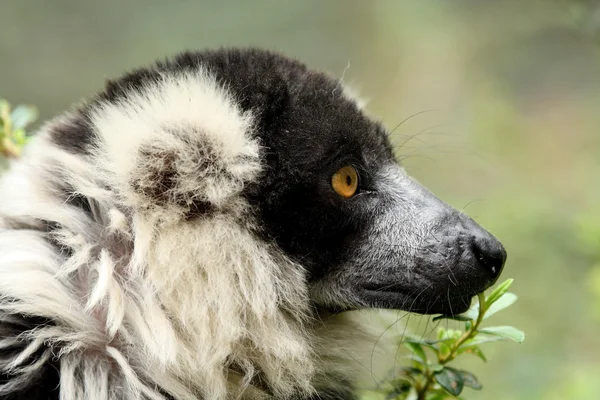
<box><xmin>361</xmin><ymin>279</ymin><xmax>524</xmax><ymax>400</ymax></box>
<box><xmin>0</xmin><ymin>98</ymin><xmax>38</xmax><ymax>166</ymax></box>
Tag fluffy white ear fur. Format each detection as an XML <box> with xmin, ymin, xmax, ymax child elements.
<box><xmin>90</xmin><ymin>71</ymin><xmax>262</xmax><ymax>221</ymax></box>
<box><xmin>0</xmin><ymin>70</ymin><xmax>378</xmax><ymax>400</ymax></box>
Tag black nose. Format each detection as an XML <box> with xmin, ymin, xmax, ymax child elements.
<box><xmin>455</xmin><ymin>213</ymin><xmax>507</xmax><ymax>280</ymax></box>
<box><xmin>469</xmin><ymin>225</ymin><xmax>507</xmax><ymax>279</ymax></box>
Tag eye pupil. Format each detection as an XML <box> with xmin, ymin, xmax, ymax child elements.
<box><xmin>346</xmin><ymin>175</ymin><xmax>352</xmax><ymax>186</ymax></box>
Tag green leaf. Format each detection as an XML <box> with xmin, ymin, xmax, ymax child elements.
<box><xmin>461</xmin><ymin>335</ymin><xmax>505</xmax><ymax>347</ymax></box>
<box><xmin>439</xmin><ymin>341</ymin><xmax>451</xmax><ymax>358</ymax></box>
<box><xmin>485</xmin><ymin>278</ymin><xmax>514</xmax><ymax>306</ymax></box>
<box><xmin>434</xmin><ymin>367</ymin><xmax>464</xmax><ymax>396</ymax></box>
<box><xmin>436</xmin><ymin>328</ymin><xmax>462</xmax><ymax>341</ymax></box>
<box><xmin>430</xmin><ymin>363</ymin><xmax>444</xmax><ymax>372</ymax></box>
<box><xmin>471</xmin><ymin>346</ymin><xmax>487</xmax><ymax>362</ymax></box>
<box><xmin>457</xmin><ymin>345</ymin><xmax>488</xmax><ymax>362</ymax></box>
<box><xmin>403</xmin><ymin>335</ymin><xmax>442</xmax><ymax>354</ymax></box>
<box><xmin>10</xmin><ymin>105</ymin><xmax>38</xmax><ymax>130</ymax></box>
<box><xmin>479</xmin><ymin>326</ymin><xmax>525</xmax><ymax>343</ymax></box>
<box><xmin>12</xmin><ymin>129</ymin><xmax>27</xmax><ymax>146</ymax></box>
<box><xmin>404</xmin><ymin>342</ymin><xmax>427</xmax><ymax>364</ymax></box>
<box><xmin>436</xmin><ymin>327</ymin><xmax>447</xmax><ymax>341</ymax></box>
<box><xmin>483</xmin><ymin>292</ymin><xmax>517</xmax><ymax>320</ymax></box>
<box><xmin>449</xmin><ymin>329</ymin><xmax>462</xmax><ymax>339</ymax></box>
<box><xmin>456</xmin><ymin>370</ymin><xmax>482</xmax><ymax>390</ymax></box>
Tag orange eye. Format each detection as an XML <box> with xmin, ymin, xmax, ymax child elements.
<box><xmin>331</xmin><ymin>166</ymin><xmax>359</xmax><ymax>198</ymax></box>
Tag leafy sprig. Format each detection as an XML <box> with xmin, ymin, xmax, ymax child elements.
<box><xmin>369</xmin><ymin>278</ymin><xmax>524</xmax><ymax>400</ymax></box>
<box><xmin>0</xmin><ymin>98</ymin><xmax>38</xmax><ymax>159</ymax></box>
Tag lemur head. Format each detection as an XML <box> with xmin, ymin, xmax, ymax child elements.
<box><xmin>56</xmin><ymin>48</ymin><xmax>505</xmax><ymax>317</ymax></box>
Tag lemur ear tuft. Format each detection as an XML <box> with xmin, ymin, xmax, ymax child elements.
<box><xmin>89</xmin><ymin>72</ymin><xmax>262</xmax><ymax>220</ymax></box>
<box><xmin>130</xmin><ymin>130</ymin><xmax>260</xmax><ymax>219</ymax></box>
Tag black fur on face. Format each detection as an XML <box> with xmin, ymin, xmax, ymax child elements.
<box><xmin>54</xmin><ymin>48</ymin><xmax>506</xmax><ymax>316</ymax></box>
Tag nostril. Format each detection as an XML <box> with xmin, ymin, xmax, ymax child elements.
<box><xmin>471</xmin><ymin>236</ymin><xmax>507</xmax><ymax>279</ymax></box>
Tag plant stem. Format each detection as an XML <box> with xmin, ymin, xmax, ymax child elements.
<box><xmin>417</xmin><ymin>371</ymin><xmax>434</xmax><ymax>400</ymax></box>
<box><xmin>439</xmin><ymin>293</ymin><xmax>486</xmax><ymax>364</ymax></box>
<box><xmin>415</xmin><ymin>293</ymin><xmax>487</xmax><ymax>399</ymax></box>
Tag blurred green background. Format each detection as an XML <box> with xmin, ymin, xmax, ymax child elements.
<box><xmin>2</xmin><ymin>1</ymin><xmax>600</xmax><ymax>399</ymax></box>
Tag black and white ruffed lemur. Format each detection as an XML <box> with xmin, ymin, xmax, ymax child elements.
<box><xmin>0</xmin><ymin>48</ymin><xmax>506</xmax><ymax>400</ymax></box>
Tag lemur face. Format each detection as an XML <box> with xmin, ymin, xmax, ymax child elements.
<box><xmin>77</xmin><ymin>49</ymin><xmax>506</xmax><ymax>316</ymax></box>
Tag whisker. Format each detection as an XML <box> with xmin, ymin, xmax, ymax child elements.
<box><xmin>458</xmin><ymin>199</ymin><xmax>485</xmax><ymax>216</ymax></box>
<box><xmin>370</xmin><ymin>311</ymin><xmax>410</xmax><ymax>384</ymax></box>
<box><xmin>388</xmin><ymin>110</ymin><xmax>441</xmax><ymax>143</ymax></box>
<box><xmin>447</xmin><ymin>288</ymin><xmax>454</xmax><ymax>316</ymax></box>
<box><xmin>391</xmin><ymin>123</ymin><xmax>449</xmax><ymax>147</ymax></box>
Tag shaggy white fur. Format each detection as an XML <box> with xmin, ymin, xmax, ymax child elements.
<box><xmin>0</xmin><ymin>69</ymin><xmax>374</xmax><ymax>399</ymax></box>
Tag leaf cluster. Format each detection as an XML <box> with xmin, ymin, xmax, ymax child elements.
<box><xmin>0</xmin><ymin>98</ymin><xmax>38</xmax><ymax>160</ymax></box>
<box><xmin>375</xmin><ymin>279</ymin><xmax>524</xmax><ymax>400</ymax></box>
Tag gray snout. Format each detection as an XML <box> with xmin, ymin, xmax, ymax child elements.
<box><xmin>389</xmin><ymin>174</ymin><xmax>508</xmax><ymax>299</ymax></box>
<box><xmin>427</xmin><ymin>212</ymin><xmax>507</xmax><ymax>294</ymax></box>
